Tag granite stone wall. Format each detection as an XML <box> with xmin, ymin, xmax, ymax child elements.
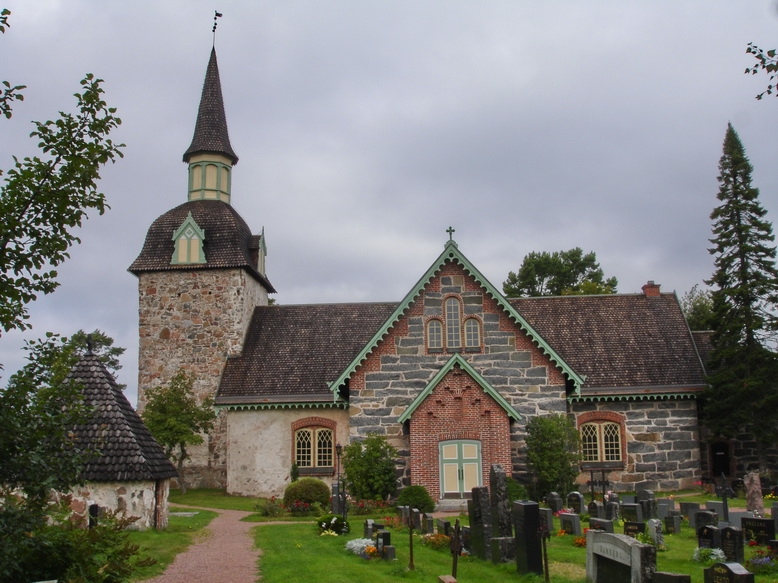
<box><xmin>347</xmin><ymin>261</ymin><xmax>568</xmax><ymax>498</ymax></box>
<box><xmin>572</xmin><ymin>399</ymin><xmax>702</xmax><ymax>491</ymax></box>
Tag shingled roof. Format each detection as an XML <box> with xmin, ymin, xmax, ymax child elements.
<box><xmin>216</xmin><ymin>302</ymin><xmax>398</xmax><ymax>406</ymax></box>
<box><xmin>509</xmin><ymin>293</ymin><xmax>708</xmax><ymax>396</ymax></box>
<box><xmin>128</xmin><ymin>199</ymin><xmax>276</xmax><ymax>291</ymax></box>
<box><xmin>69</xmin><ymin>353</ymin><xmax>177</xmax><ymax>482</ymax></box>
<box><xmin>183</xmin><ymin>47</ymin><xmax>238</xmax><ymax>165</ymax></box>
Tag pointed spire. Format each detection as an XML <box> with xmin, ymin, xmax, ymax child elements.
<box><xmin>183</xmin><ymin>47</ymin><xmax>238</xmax><ymax>165</ymax></box>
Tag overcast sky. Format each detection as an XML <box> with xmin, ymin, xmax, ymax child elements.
<box><xmin>2</xmin><ymin>1</ymin><xmax>777</xmax><ymax>407</ymax></box>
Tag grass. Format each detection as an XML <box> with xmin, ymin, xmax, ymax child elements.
<box><xmin>137</xmin><ymin>489</ymin><xmax>778</xmax><ymax>582</ymax></box>
<box><xmin>128</xmin><ymin>507</ymin><xmax>218</xmax><ymax>581</ymax></box>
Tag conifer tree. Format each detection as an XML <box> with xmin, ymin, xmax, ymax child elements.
<box><xmin>704</xmin><ymin>123</ymin><xmax>778</xmax><ymax>466</ymax></box>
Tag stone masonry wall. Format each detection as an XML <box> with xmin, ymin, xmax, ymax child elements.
<box><xmin>572</xmin><ymin>399</ymin><xmax>701</xmax><ymax>492</ymax></box>
<box><xmin>137</xmin><ymin>268</ymin><xmax>267</xmax><ymax>488</ymax></box>
<box><xmin>348</xmin><ymin>261</ymin><xmax>567</xmax><ymax>498</ymax></box>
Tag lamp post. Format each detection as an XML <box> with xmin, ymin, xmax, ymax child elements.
<box><xmin>335</xmin><ymin>443</ymin><xmax>345</xmax><ymax>522</ymax></box>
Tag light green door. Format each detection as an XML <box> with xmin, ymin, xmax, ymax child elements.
<box><xmin>440</xmin><ymin>440</ymin><xmax>481</xmax><ymax>498</ymax></box>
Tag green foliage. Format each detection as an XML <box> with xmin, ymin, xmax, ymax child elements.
<box><xmin>506</xmin><ymin>476</ymin><xmax>528</xmax><ymax>502</ymax></box>
<box><xmin>0</xmin><ymin>73</ymin><xmax>124</xmax><ymax>333</ymax></box>
<box><xmin>283</xmin><ymin>477</ymin><xmax>331</xmax><ymax>507</ymax></box>
<box><xmin>141</xmin><ymin>369</ymin><xmax>216</xmax><ymax>493</ymax></box>
<box><xmin>746</xmin><ymin>42</ymin><xmax>778</xmax><ymax>100</ymax></box>
<box><xmin>254</xmin><ymin>496</ymin><xmax>286</xmax><ymax>517</ymax></box>
<box><xmin>396</xmin><ymin>485</ymin><xmax>435</xmax><ymax>513</ymax></box>
<box><xmin>0</xmin><ymin>10</ymin><xmax>26</xmax><ymax>119</ymax></box>
<box><xmin>680</xmin><ymin>284</ymin><xmax>715</xmax><ymax>331</ymax></box>
<box><xmin>1</xmin><ymin>505</ymin><xmax>150</xmax><ymax>583</ymax></box>
<box><xmin>704</xmin><ymin>124</ymin><xmax>778</xmax><ymax>464</ymax></box>
<box><xmin>290</xmin><ymin>462</ymin><xmax>300</xmax><ymax>482</ymax></box>
<box><xmin>342</xmin><ymin>433</ymin><xmax>398</xmax><ymax>501</ymax></box>
<box><xmin>524</xmin><ymin>413</ymin><xmax>581</xmax><ymax>500</ymax></box>
<box><xmin>503</xmin><ymin>247</ymin><xmax>617</xmax><ymax>298</ymax></box>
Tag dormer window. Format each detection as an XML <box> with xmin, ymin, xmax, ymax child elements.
<box><xmin>171</xmin><ymin>213</ymin><xmax>206</xmax><ymax>265</ymax></box>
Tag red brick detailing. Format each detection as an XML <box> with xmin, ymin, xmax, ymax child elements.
<box><xmin>642</xmin><ymin>281</ymin><xmax>661</xmax><ymax>297</ymax></box>
<box><xmin>575</xmin><ymin>410</ymin><xmax>627</xmax><ymax>465</ymax></box>
<box><xmin>408</xmin><ymin>366</ymin><xmax>513</xmax><ymax>501</ymax></box>
<box><xmin>291</xmin><ymin>417</ymin><xmax>336</xmax><ymax>432</ymax></box>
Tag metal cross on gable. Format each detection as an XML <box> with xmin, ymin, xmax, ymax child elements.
<box><xmin>446</xmin><ymin>226</ymin><xmax>455</xmax><ymax>241</ymax></box>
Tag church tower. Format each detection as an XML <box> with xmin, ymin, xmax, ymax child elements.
<box><xmin>130</xmin><ymin>48</ymin><xmax>275</xmax><ymax>488</ymax></box>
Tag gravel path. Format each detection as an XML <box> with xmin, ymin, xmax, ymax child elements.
<box><xmin>145</xmin><ymin>507</ymin><xmax>261</xmax><ymax>583</ymax></box>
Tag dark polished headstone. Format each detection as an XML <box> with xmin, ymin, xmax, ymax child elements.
<box><xmin>741</xmin><ymin>517</ymin><xmax>775</xmax><ymax>545</ymax></box>
<box><xmin>664</xmin><ymin>515</ymin><xmax>682</xmax><ymax>535</ymax></box>
<box><xmin>559</xmin><ymin>512</ymin><xmax>582</xmax><ymax>536</ymax></box>
<box><xmin>702</xmin><ymin>562</ymin><xmax>754</xmax><ymax>583</ymax></box>
<box><xmin>698</xmin><ymin>525</ymin><xmax>721</xmax><ymax>549</ymax></box>
<box><xmin>567</xmin><ymin>491</ymin><xmax>585</xmax><ymax>515</ymax></box>
<box><xmin>621</xmin><ymin>503</ymin><xmax>643</xmax><ymax>523</ymax></box>
<box><xmin>589</xmin><ymin>517</ymin><xmax>614</xmax><ymax>533</ymax></box>
<box><xmin>588</xmin><ymin>500</ymin><xmax>604</xmax><ymax>519</ymax></box>
<box><xmin>513</xmin><ymin>500</ymin><xmax>543</xmax><ymax>575</ymax></box>
<box><xmin>720</xmin><ymin>526</ymin><xmax>744</xmax><ymax>564</ymax></box>
<box><xmin>624</xmin><ymin>521</ymin><xmax>646</xmax><ymax>539</ymax></box>
<box><xmin>545</xmin><ymin>492</ymin><xmax>563</xmax><ymax>513</ymax></box>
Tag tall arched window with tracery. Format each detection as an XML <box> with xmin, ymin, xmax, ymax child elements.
<box><xmin>427</xmin><ymin>319</ymin><xmax>443</xmax><ymax>352</ymax></box>
<box><xmin>580</xmin><ymin>421</ymin><xmax>622</xmax><ymax>463</ymax></box>
<box><xmin>445</xmin><ymin>297</ymin><xmax>461</xmax><ymax>349</ymax></box>
<box><xmin>464</xmin><ymin>318</ymin><xmax>481</xmax><ymax>351</ymax></box>
<box><xmin>292</xmin><ymin>418</ymin><xmax>335</xmax><ymax>475</ymax></box>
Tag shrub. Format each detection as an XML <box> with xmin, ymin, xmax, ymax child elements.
<box><xmin>282</xmin><ymin>477</ymin><xmax>330</xmax><ymax>507</ymax></box>
<box><xmin>348</xmin><ymin>498</ymin><xmax>390</xmax><ymax>515</ymax></box>
<box><xmin>525</xmin><ymin>413</ymin><xmax>580</xmax><ymax>500</ymax></box>
<box><xmin>343</xmin><ymin>434</ymin><xmax>398</xmax><ymax>501</ymax></box>
<box><xmin>318</xmin><ymin>514</ymin><xmax>350</xmax><ymax>534</ymax></box>
<box><xmin>253</xmin><ymin>496</ymin><xmax>285</xmax><ymax>517</ymax></box>
<box><xmin>506</xmin><ymin>476</ymin><xmax>528</xmax><ymax>502</ymax></box>
<box><xmin>420</xmin><ymin>532</ymin><xmax>451</xmax><ymax>551</ymax></box>
<box><xmin>396</xmin><ymin>485</ymin><xmax>435</xmax><ymax>513</ymax></box>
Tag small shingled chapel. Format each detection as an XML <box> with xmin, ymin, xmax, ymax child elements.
<box><xmin>130</xmin><ymin>46</ymin><xmax>738</xmax><ymax>504</ymax></box>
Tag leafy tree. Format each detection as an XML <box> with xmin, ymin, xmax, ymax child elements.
<box><xmin>524</xmin><ymin>413</ymin><xmax>581</xmax><ymax>500</ymax></box>
<box><xmin>0</xmin><ymin>12</ymin><xmax>124</xmax><ymax>333</ymax></box>
<box><xmin>680</xmin><ymin>284</ymin><xmax>715</xmax><ymax>331</ymax></box>
<box><xmin>342</xmin><ymin>433</ymin><xmax>398</xmax><ymax>501</ymax></box>
<box><xmin>745</xmin><ymin>42</ymin><xmax>778</xmax><ymax>100</ymax></box>
<box><xmin>503</xmin><ymin>247</ymin><xmax>617</xmax><ymax>297</ymax></box>
<box><xmin>703</xmin><ymin>123</ymin><xmax>778</xmax><ymax>468</ymax></box>
<box><xmin>142</xmin><ymin>369</ymin><xmax>216</xmax><ymax>494</ymax></box>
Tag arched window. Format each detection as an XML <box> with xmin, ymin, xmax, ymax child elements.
<box><xmin>464</xmin><ymin>318</ymin><xmax>481</xmax><ymax>350</ymax></box>
<box><xmin>445</xmin><ymin>297</ymin><xmax>461</xmax><ymax>349</ymax></box>
<box><xmin>427</xmin><ymin>319</ymin><xmax>443</xmax><ymax>351</ymax></box>
<box><xmin>295</xmin><ymin>427</ymin><xmax>334</xmax><ymax>470</ymax></box>
<box><xmin>580</xmin><ymin>421</ymin><xmax>622</xmax><ymax>463</ymax></box>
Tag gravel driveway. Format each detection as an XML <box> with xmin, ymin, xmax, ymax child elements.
<box><xmin>144</xmin><ymin>508</ymin><xmax>260</xmax><ymax>583</ymax></box>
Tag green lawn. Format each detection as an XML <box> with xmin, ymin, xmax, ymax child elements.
<box><xmin>137</xmin><ymin>490</ymin><xmax>778</xmax><ymax>582</ymax></box>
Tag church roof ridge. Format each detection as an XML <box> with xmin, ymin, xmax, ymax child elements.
<box><xmin>183</xmin><ymin>47</ymin><xmax>239</xmax><ymax>165</ymax></box>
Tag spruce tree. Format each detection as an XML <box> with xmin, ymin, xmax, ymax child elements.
<box><xmin>704</xmin><ymin>123</ymin><xmax>778</xmax><ymax>466</ymax></box>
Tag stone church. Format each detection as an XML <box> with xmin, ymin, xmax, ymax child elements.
<box><xmin>131</xmin><ymin>48</ymin><xmax>728</xmax><ymax>501</ymax></box>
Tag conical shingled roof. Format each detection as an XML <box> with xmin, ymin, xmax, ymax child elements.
<box><xmin>183</xmin><ymin>47</ymin><xmax>238</xmax><ymax>165</ymax></box>
<box><xmin>69</xmin><ymin>353</ymin><xmax>177</xmax><ymax>482</ymax></box>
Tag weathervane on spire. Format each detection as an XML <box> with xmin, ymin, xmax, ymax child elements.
<box><xmin>212</xmin><ymin>10</ymin><xmax>223</xmax><ymax>45</ymax></box>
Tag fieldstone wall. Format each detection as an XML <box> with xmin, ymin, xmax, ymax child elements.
<box><xmin>348</xmin><ymin>261</ymin><xmax>567</xmax><ymax>498</ymax></box>
<box><xmin>67</xmin><ymin>480</ymin><xmax>168</xmax><ymax>530</ymax></box>
<box><xmin>136</xmin><ymin>268</ymin><xmax>268</xmax><ymax>488</ymax></box>
<box><xmin>572</xmin><ymin>399</ymin><xmax>702</xmax><ymax>491</ymax></box>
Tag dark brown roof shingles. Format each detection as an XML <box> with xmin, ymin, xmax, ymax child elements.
<box><xmin>69</xmin><ymin>354</ymin><xmax>177</xmax><ymax>482</ymax></box>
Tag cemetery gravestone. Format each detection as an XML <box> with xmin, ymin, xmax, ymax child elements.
<box><xmin>437</xmin><ymin>518</ymin><xmax>451</xmax><ymax>536</ymax></box>
<box><xmin>467</xmin><ymin>487</ymin><xmax>493</xmax><ymax>561</ymax></box>
<box><xmin>691</xmin><ymin>510</ymin><xmax>717</xmax><ymax>531</ymax></box>
<box><xmin>586</xmin><ymin>530</ymin><xmax>656</xmax><ymax>583</ymax></box>
<box><xmin>698</xmin><ymin>525</ymin><xmax>721</xmax><ymax>549</ymax></box>
<box><xmin>567</xmin><ymin>491</ymin><xmax>585</xmax><ymax>515</ymax></box>
<box><xmin>422</xmin><ymin>513</ymin><xmax>434</xmax><ymax>534</ymax></box>
<box><xmin>622</xmin><ymin>503</ymin><xmax>643</xmax><ymax>524</ymax></box>
<box><xmin>680</xmin><ymin>502</ymin><xmax>701</xmax><ymax>519</ymax></box>
<box><xmin>624</xmin><ymin>521</ymin><xmax>646</xmax><ymax>539</ymax></box>
<box><xmin>653</xmin><ymin>574</ymin><xmax>691</xmax><ymax>583</ymax></box>
<box><xmin>665</xmin><ymin>514</ymin><xmax>682</xmax><ymax>535</ymax></box>
<box><xmin>412</xmin><ymin>508</ymin><xmax>422</xmax><ymax>531</ymax></box>
<box><xmin>539</xmin><ymin>507</ymin><xmax>554</xmax><ymax>535</ymax></box>
<box><xmin>647</xmin><ymin>518</ymin><xmax>664</xmax><ymax>548</ymax></box>
<box><xmin>741</xmin><ymin>517</ymin><xmax>775</xmax><ymax>545</ymax></box>
<box><xmin>745</xmin><ymin>471</ymin><xmax>764</xmax><ymax>515</ymax></box>
<box><xmin>589</xmin><ymin>517</ymin><xmax>615</xmax><ymax>533</ymax></box>
<box><xmin>364</xmin><ymin>519</ymin><xmax>375</xmax><ymax>539</ymax></box>
<box><xmin>606</xmin><ymin>501</ymin><xmax>620</xmax><ymax>522</ymax></box>
<box><xmin>588</xmin><ymin>500</ymin><xmax>604</xmax><ymax>519</ymax></box>
<box><xmin>638</xmin><ymin>490</ymin><xmax>657</xmax><ymax>519</ymax></box>
<box><xmin>720</xmin><ymin>526</ymin><xmax>745</xmax><ymax>564</ymax></box>
<box><xmin>707</xmin><ymin>501</ymin><xmax>725</xmax><ymax>521</ymax></box>
<box><xmin>489</xmin><ymin>464</ymin><xmax>512</xmax><ymax>537</ymax></box>
<box><xmin>559</xmin><ymin>512</ymin><xmax>582</xmax><ymax>536</ymax></box>
<box><xmin>703</xmin><ymin>562</ymin><xmax>754</xmax><ymax>583</ymax></box>
<box><xmin>546</xmin><ymin>492</ymin><xmax>563</xmax><ymax>513</ymax></box>
<box><xmin>513</xmin><ymin>500</ymin><xmax>543</xmax><ymax>576</ymax></box>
